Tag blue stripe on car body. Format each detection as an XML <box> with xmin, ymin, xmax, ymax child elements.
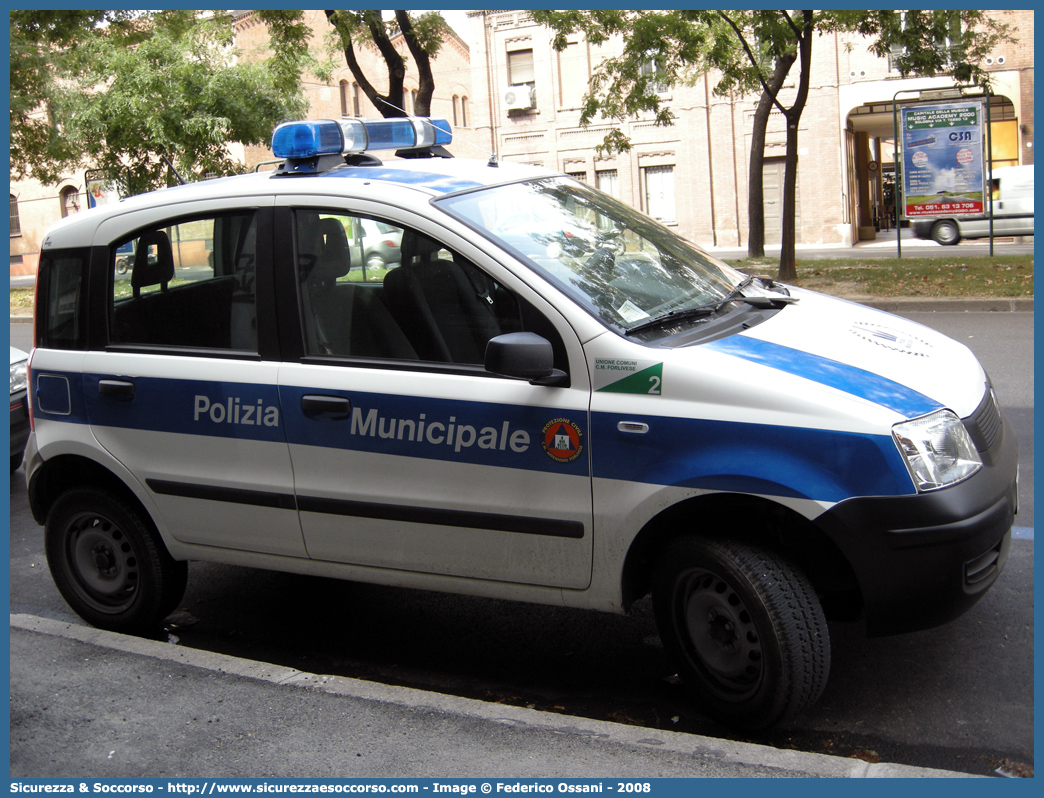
<box><xmin>34</xmin><ymin>371</ymin><xmax>916</xmax><ymax>503</ymax></box>
<box><xmin>703</xmin><ymin>335</ymin><xmax>943</xmax><ymax>419</ymax></box>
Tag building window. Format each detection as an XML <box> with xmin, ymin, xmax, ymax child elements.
<box><xmin>452</xmin><ymin>95</ymin><xmax>459</xmax><ymax>126</ymax></box>
<box><xmin>60</xmin><ymin>186</ymin><xmax>81</xmax><ymax>218</ymax></box>
<box><xmin>641</xmin><ymin>57</ymin><xmax>670</xmax><ymax>95</ymax></box>
<box><xmin>10</xmin><ymin>195</ymin><xmax>20</xmax><ymax>237</ymax></box>
<box><xmin>339</xmin><ymin>80</ymin><xmax>350</xmax><ymax>116</ymax></box>
<box><xmin>460</xmin><ymin>96</ymin><xmax>468</xmax><ymax>127</ymax></box>
<box><xmin>352</xmin><ymin>83</ymin><xmax>361</xmax><ymax>116</ymax></box>
<box><xmin>566</xmin><ymin>171</ymin><xmax>587</xmax><ymax>183</ymax></box>
<box><xmin>558</xmin><ymin>39</ymin><xmax>586</xmax><ymax>108</ymax></box>
<box><xmin>596</xmin><ymin>170</ymin><xmax>619</xmax><ymax>199</ymax></box>
<box><xmin>642</xmin><ymin>165</ymin><xmax>676</xmax><ymax>223</ymax></box>
<box><xmin>411</xmin><ymin>89</ymin><xmax>418</xmax><ymax>114</ymax></box>
<box><xmin>508</xmin><ymin>48</ymin><xmax>535</xmax><ymax>86</ymax></box>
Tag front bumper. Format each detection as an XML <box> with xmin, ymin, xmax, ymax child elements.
<box><xmin>817</xmin><ymin>413</ymin><xmax>1018</xmax><ymax>637</ymax></box>
<box><xmin>909</xmin><ymin>219</ymin><xmax>935</xmax><ymax>240</ymax></box>
<box><xmin>10</xmin><ymin>388</ymin><xmax>30</xmax><ymax>460</ymax></box>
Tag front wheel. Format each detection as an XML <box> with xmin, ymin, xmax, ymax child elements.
<box><xmin>931</xmin><ymin>220</ymin><xmax>961</xmax><ymax>245</ymax></box>
<box><xmin>45</xmin><ymin>487</ymin><xmax>187</xmax><ymax>635</ymax></box>
<box><xmin>652</xmin><ymin>537</ymin><xmax>830</xmax><ymax>729</ymax></box>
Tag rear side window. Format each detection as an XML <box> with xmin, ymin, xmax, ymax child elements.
<box><xmin>109</xmin><ymin>211</ymin><xmax>259</xmax><ymax>352</ymax></box>
<box><xmin>37</xmin><ymin>248</ymin><xmax>90</xmax><ymax>350</ymax></box>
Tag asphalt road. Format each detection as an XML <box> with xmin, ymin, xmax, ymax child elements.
<box><xmin>8</xmin><ymin>311</ymin><xmax>1034</xmax><ymax>778</ymax></box>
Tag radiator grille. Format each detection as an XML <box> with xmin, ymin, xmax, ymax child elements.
<box><xmin>964</xmin><ymin>387</ymin><xmax>1002</xmax><ymax>453</ymax></box>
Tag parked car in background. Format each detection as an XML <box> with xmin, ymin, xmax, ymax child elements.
<box><xmin>912</xmin><ymin>165</ymin><xmax>1034</xmax><ymax>245</ymax></box>
<box><xmin>359</xmin><ymin>218</ymin><xmax>402</xmax><ymax>271</ymax></box>
<box><xmin>10</xmin><ymin>346</ymin><xmax>30</xmax><ymax>472</ymax></box>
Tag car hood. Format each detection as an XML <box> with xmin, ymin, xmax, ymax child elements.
<box><xmin>698</xmin><ymin>288</ymin><xmax>987</xmax><ymax>420</ymax></box>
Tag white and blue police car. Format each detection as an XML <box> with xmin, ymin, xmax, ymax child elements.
<box><xmin>25</xmin><ymin>117</ymin><xmax>1018</xmax><ymax>729</ymax></box>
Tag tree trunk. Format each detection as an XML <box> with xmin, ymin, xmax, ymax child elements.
<box><xmin>747</xmin><ymin>52</ymin><xmax>796</xmax><ymax>259</ymax></box>
<box><xmin>395</xmin><ymin>11</ymin><xmax>435</xmax><ymax>117</ymax></box>
<box><xmin>776</xmin><ymin>12</ymin><xmax>813</xmax><ymax>281</ymax></box>
<box><xmin>325</xmin><ymin>10</ymin><xmax>407</xmax><ymax>118</ymax></box>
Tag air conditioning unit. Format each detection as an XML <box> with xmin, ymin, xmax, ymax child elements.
<box><xmin>502</xmin><ymin>84</ymin><xmax>535</xmax><ymax>111</ymax></box>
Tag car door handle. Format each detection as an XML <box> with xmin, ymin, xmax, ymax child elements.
<box><xmin>301</xmin><ymin>394</ymin><xmax>351</xmax><ymax>421</ymax></box>
<box><xmin>98</xmin><ymin>379</ymin><xmax>135</xmax><ymax>401</ymax></box>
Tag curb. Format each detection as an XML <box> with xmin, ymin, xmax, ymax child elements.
<box><xmin>11</xmin><ymin>613</ymin><xmax>981</xmax><ymax>779</ymax></box>
<box><xmin>855</xmin><ymin>297</ymin><xmax>1033</xmax><ymax>313</ymax></box>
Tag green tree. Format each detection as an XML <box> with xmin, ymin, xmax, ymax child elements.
<box><xmin>10</xmin><ymin>10</ymin><xmax>313</xmax><ymax>194</ymax></box>
<box><xmin>534</xmin><ymin>10</ymin><xmax>1012</xmax><ymax>279</ymax></box>
<box><xmin>324</xmin><ymin>10</ymin><xmax>449</xmax><ymax>118</ymax></box>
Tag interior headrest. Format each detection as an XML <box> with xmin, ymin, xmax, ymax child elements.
<box><xmin>313</xmin><ymin>218</ymin><xmax>351</xmax><ymax>283</ymax></box>
<box><xmin>400</xmin><ymin>230</ymin><xmax>443</xmax><ymax>266</ymax></box>
<box><xmin>130</xmin><ymin>230</ymin><xmax>175</xmax><ymax>293</ymax></box>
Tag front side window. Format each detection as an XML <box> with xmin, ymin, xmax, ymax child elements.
<box><xmin>109</xmin><ymin>211</ymin><xmax>259</xmax><ymax>352</ymax></box>
<box><xmin>437</xmin><ymin>178</ymin><xmax>744</xmax><ymax>337</ymax></box>
<box><xmin>293</xmin><ymin>210</ymin><xmax>521</xmax><ymax>365</ymax></box>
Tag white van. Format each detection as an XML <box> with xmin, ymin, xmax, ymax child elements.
<box><xmin>912</xmin><ymin>164</ymin><xmax>1034</xmax><ymax>244</ymax></box>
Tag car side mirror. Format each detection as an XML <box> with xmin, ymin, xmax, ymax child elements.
<box><xmin>485</xmin><ymin>332</ymin><xmax>568</xmax><ymax>386</ymax></box>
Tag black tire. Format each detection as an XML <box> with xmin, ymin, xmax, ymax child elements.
<box><xmin>11</xmin><ymin>451</ymin><xmax>23</xmax><ymax>473</ymax></box>
<box><xmin>652</xmin><ymin>537</ymin><xmax>830</xmax><ymax>730</ymax></box>
<box><xmin>365</xmin><ymin>253</ymin><xmax>386</xmax><ymax>271</ymax></box>
<box><xmin>931</xmin><ymin>220</ymin><xmax>961</xmax><ymax>246</ymax></box>
<box><xmin>44</xmin><ymin>487</ymin><xmax>187</xmax><ymax>635</ymax></box>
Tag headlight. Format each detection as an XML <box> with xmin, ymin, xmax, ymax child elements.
<box><xmin>892</xmin><ymin>409</ymin><xmax>982</xmax><ymax>492</ymax></box>
<box><xmin>10</xmin><ymin>359</ymin><xmax>28</xmax><ymax>395</ymax></box>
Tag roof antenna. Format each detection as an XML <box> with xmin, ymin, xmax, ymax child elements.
<box><xmin>161</xmin><ymin>155</ymin><xmax>187</xmax><ymax>186</ymax></box>
<box><xmin>374</xmin><ymin>97</ymin><xmax>499</xmax><ymax>166</ymax></box>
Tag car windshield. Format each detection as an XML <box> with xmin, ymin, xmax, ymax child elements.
<box><xmin>437</xmin><ymin>177</ymin><xmax>746</xmax><ymax>334</ymax></box>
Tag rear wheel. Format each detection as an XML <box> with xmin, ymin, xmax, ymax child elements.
<box><xmin>45</xmin><ymin>487</ymin><xmax>187</xmax><ymax>635</ymax></box>
<box><xmin>652</xmin><ymin>537</ymin><xmax>830</xmax><ymax>729</ymax></box>
<box><xmin>931</xmin><ymin>220</ymin><xmax>961</xmax><ymax>245</ymax></box>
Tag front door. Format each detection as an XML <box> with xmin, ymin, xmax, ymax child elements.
<box><xmin>276</xmin><ymin>202</ymin><xmax>594</xmax><ymax>589</ymax></box>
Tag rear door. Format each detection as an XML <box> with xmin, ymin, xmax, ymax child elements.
<box><xmin>80</xmin><ymin>198</ymin><xmax>306</xmax><ymax>558</ymax></box>
<box><xmin>273</xmin><ymin>199</ymin><xmax>594</xmax><ymax>589</ymax></box>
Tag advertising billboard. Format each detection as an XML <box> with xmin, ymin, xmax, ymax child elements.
<box><xmin>900</xmin><ymin>101</ymin><xmax>985</xmax><ymax>218</ymax></box>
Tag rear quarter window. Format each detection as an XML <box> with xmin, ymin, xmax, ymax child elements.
<box><xmin>36</xmin><ymin>248</ymin><xmax>90</xmax><ymax>350</ymax></box>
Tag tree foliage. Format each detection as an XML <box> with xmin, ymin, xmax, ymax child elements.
<box><xmin>324</xmin><ymin>10</ymin><xmax>449</xmax><ymax>118</ymax></box>
<box><xmin>10</xmin><ymin>10</ymin><xmax>313</xmax><ymax>194</ymax></box>
<box><xmin>534</xmin><ymin>10</ymin><xmax>1013</xmax><ymax>277</ymax></box>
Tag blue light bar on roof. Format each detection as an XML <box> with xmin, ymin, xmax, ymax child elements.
<box><xmin>271</xmin><ymin>117</ymin><xmax>453</xmax><ymax>160</ymax></box>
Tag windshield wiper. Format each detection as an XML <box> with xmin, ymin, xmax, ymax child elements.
<box><xmin>624</xmin><ymin>276</ymin><xmax>757</xmax><ymax>336</ymax></box>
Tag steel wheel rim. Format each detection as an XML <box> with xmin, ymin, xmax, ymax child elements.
<box><xmin>676</xmin><ymin>567</ymin><xmax>763</xmax><ymax>700</ymax></box>
<box><xmin>936</xmin><ymin>222</ymin><xmax>958</xmax><ymax>244</ymax></box>
<box><xmin>64</xmin><ymin>511</ymin><xmax>140</xmax><ymax>613</ymax></box>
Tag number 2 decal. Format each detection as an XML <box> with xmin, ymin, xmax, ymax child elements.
<box><xmin>648</xmin><ymin>375</ymin><xmax>661</xmax><ymax>395</ymax></box>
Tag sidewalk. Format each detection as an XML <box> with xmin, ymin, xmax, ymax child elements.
<box><xmin>11</xmin><ymin>614</ymin><xmax>978</xmax><ymax>780</ymax></box>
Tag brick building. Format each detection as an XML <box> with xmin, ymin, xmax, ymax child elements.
<box><xmin>10</xmin><ymin>10</ymin><xmax>1034</xmax><ymax>278</ymax></box>
<box><xmin>463</xmin><ymin>10</ymin><xmax>1034</xmax><ymax>249</ymax></box>
<box><xmin>10</xmin><ymin>10</ymin><xmax>478</xmax><ymax>278</ymax></box>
